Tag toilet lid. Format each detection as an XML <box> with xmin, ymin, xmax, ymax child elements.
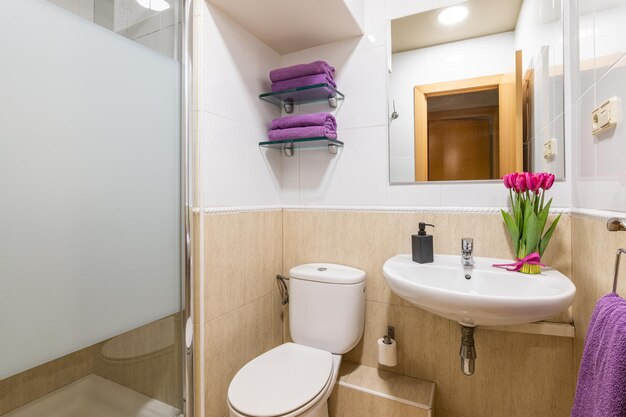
<box><xmin>228</xmin><ymin>343</ymin><xmax>333</xmax><ymax>417</ymax></box>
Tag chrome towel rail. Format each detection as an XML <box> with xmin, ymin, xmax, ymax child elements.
<box><xmin>613</xmin><ymin>249</ymin><xmax>626</xmax><ymax>294</ymax></box>
<box><xmin>607</xmin><ymin>218</ymin><xmax>626</xmax><ymax>293</ymax></box>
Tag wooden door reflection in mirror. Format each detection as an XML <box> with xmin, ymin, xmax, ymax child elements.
<box><xmin>412</xmin><ymin>52</ymin><xmax>523</xmax><ymax>181</ymax></box>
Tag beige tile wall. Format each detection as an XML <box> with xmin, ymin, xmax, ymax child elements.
<box><xmin>329</xmin><ymin>385</ymin><xmax>431</xmax><ymax>417</ymax></box>
<box><xmin>283</xmin><ymin>210</ymin><xmax>575</xmax><ymax>417</ymax></box>
<box><xmin>93</xmin><ymin>314</ymin><xmax>183</xmax><ymax>408</ymax></box>
<box><xmin>11</xmin><ymin>210</ymin><xmax>614</xmax><ymax>417</ymax></box>
<box><xmin>1</xmin><ymin>314</ymin><xmax>182</xmax><ymax>415</ymax></box>
<box><xmin>283</xmin><ymin>210</ymin><xmax>571</xmax><ymax>309</ymax></box>
<box><xmin>331</xmin><ymin>362</ymin><xmax>435</xmax><ymax>417</ymax></box>
<box><xmin>0</xmin><ymin>345</ymin><xmax>96</xmax><ymax>415</ymax></box>
<box><xmin>571</xmin><ymin>216</ymin><xmax>626</xmax><ymax>384</ymax></box>
<box><xmin>200</xmin><ymin>210</ymin><xmax>283</xmax><ymax>417</ymax></box>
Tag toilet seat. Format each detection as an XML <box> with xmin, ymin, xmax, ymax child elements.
<box><xmin>228</xmin><ymin>343</ymin><xmax>333</xmax><ymax>417</ymax></box>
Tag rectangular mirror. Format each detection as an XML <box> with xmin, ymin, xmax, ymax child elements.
<box><xmin>388</xmin><ymin>0</ymin><xmax>565</xmax><ymax>183</ymax></box>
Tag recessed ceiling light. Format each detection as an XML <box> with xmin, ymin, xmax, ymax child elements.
<box><xmin>437</xmin><ymin>5</ymin><xmax>469</xmax><ymax>26</ymax></box>
<box><xmin>136</xmin><ymin>0</ymin><xmax>170</xmax><ymax>12</ymax></box>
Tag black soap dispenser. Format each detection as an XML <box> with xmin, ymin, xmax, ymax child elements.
<box><xmin>412</xmin><ymin>222</ymin><xmax>435</xmax><ymax>263</ymax></box>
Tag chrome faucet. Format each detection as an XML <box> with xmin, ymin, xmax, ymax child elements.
<box><xmin>461</xmin><ymin>238</ymin><xmax>474</xmax><ymax>266</ymax></box>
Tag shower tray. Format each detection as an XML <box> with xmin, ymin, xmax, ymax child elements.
<box><xmin>4</xmin><ymin>374</ymin><xmax>181</xmax><ymax>417</ymax></box>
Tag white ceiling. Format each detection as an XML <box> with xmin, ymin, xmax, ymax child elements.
<box><xmin>391</xmin><ymin>0</ymin><xmax>523</xmax><ymax>53</ymax></box>
<box><xmin>386</xmin><ymin>0</ymin><xmax>466</xmax><ymax>20</ymax></box>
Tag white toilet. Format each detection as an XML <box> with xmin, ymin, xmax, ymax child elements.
<box><xmin>227</xmin><ymin>263</ymin><xmax>366</xmax><ymax>417</ymax></box>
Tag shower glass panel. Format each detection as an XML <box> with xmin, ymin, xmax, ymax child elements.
<box><xmin>0</xmin><ymin>0</ymin><xmax>183</xmax><ymax>415</ymax></box>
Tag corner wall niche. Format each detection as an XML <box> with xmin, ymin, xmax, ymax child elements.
<box><xmin>206</xmin><ymin>0</ymin><xmax>364</xmax><ymax>54</ymax></box>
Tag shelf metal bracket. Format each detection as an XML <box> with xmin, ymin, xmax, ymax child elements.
<box><xmin>283</xmin><ymin>142</ymin><xmax>294</xmax><ymax>157</ymax></box>
<box><xmin>283</xmin><ymin>99</ymin><xmax>294</xmax><ymax>114</ymax></box>
<box><xmin>281</xmin><ymin>142</ymin><xmax>339</xmax><ymax>157</ymax></box>
<box><xmin>328</xmin><ymin>96</ymin><xmax>338</xmax><ymax>108</ymax></box>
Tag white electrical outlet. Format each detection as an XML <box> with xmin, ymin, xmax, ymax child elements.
<box><xmin>592</xmin><ymin>97</ymin><xmax>622</xmax><ymax>135</ymax></box>
<box><xmin>543</xmin><ymin>138</ymin><xmax>557</xmax><ymax>159</ymax></box>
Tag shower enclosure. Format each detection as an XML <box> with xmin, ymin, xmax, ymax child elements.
<box><xmin>0</xmin><ymin>0</ymin><xmax>192</xmax><ymax>416</ymax></box>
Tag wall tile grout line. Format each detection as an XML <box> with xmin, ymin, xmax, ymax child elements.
<box><xmin>204</xmin><ymin>291</ymin><xmax>276</xmax><ymax>324</ymax></box>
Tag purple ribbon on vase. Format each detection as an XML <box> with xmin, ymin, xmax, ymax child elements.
<box><xmin>492</xmin><ymin>252</ymin><xmax>545</xmax><ymax>272</ymax></box>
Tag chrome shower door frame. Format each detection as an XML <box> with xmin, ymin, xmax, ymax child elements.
<box><xmin>181</xmin><ymin>0</ymin><xmax>194</xmax><ymax>416</ymax></box>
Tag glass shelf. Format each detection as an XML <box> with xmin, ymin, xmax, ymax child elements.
<box><xmin>259</xmin><ymin>137</ymin><xmax>343</xmax><ymax>156</ymax></box>
<box><xmin>259</xmin><ymin>83</ymin><xmax>344</xmax><ymax>112</ymax></box>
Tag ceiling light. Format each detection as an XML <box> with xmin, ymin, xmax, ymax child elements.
<box><xmin>437</xmin><ymin>5</ymin><xmax>469</xmax><ymax>26</ymax></box>
<box><xmin>136</xmin><ymin>0</ymin><xmax>170</xmax><ymax>12</ymax></box>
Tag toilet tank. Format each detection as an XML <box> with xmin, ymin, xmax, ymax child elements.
<box><xmin>288</xmin><ymin>263</ymin><xmax>366</xmax><ymax>354</ymax></box>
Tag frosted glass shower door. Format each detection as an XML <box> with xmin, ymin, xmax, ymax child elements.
<box><xmin>0</xmin><ymin>0</ymin><xmax>181</xmax><ymax>379</ymax></box>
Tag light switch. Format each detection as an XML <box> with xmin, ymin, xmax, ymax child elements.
<box><xmin>592</xmin><ymin>97</ymin><xmax>621</xmax><ymax>135</ymax></box>
<box><xmin>543</xmin><ymin>138</ymin><xmax>557</xmax><ymax>159</ymax></box>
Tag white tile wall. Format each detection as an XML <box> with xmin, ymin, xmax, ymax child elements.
<box><xmin>387</xmin><ymin>182</ymin><xmax>441</xmax><ymax>206</ymax></box>
<box><xmin>45</xmin><ymin>0</ymin><xmax>180</xmax><ymax>59</ymax></box>
<box><xmin>268</xmin><ymin>0</ymin><xmax>570</xmax><ymax>208</ymax></box>
<box><xmin>337</xmin><ymin>45</ymin><xmax>388</xmax><ymax>129</ymax></box>
<box><xmin>46</xmin><ymin>0</ymin><xmax>81</xmax><ymax>14</ymax></box>
<box><xmin>440</xmin><ymin>182</ymin><xmax>507</xmax><ymax>208</ymax></box>
<box><xmin>94</xmin><ymin>0</ymin><xmax>114</xmax><ymax>30</ymax></box>
<box><xmin>124</xmin><ymin>0</ymin><xmax>180</xmax><ymax>60</ymax></box>
<box><xmin>516</xmin><ymin>0</ymin><xmax>566</xmax><ymax>179</ymax></box>
<box><xmin>594</xmin><ymin>0</ymin><xmax>626</xmax><ymax>81</ymax></box>
<box><xmin>200</xmin><ymin>3</ymin><xmax>282</xmax><ymax>207</ymax></box>
<box><xmin>135</xmin><ymin>30</ymin><xmax>161</xmax><ymax>52</ymax></box>
<box><xmin>299</xmin><ymin>148</ymin><xmax>342</xmax><ymax>205</ymax></box>
<box><xmin>572</xmin><ymin>0</ymin><xmax>626</xmax><ymax>213</ymax></box>
<box><xmin>48</xmin><ymin>0</ymin><xmax>626</xmax><ymax>212</ymax></box>
<box><xmin>340</xmin><ymin>126</ymin><xmax>389</xmax><ymax>205</ymax></box>
<box><xmin>274</xmin><ymin>0</ymin><xmax>391</xmax><ymax>207</ymax></box>
<box><xmin>126</xmin><ymin>13</ymin><xmax>162</xmax><ymax>39</ymax></box>
<box><xmin>197</xmin><ymin>0</ymin><xmax>575</xmax><ymax>208</ymax></box>
<box><xmin>51</xmin><ymin>0</ymin><xmax>597</xmax><ymax>210</ymax></box>
<box><xmin>78</xmin><ymin>0</ymin><xmax>93</xmax><ymax>19</ymax></box>
<box><xmin>515</xmin><ymin>0</ymin><xmax>563</xmax><ymax>73</ymax></box>
<box><xmin>197</xmin><ymin>0</ymin><xmax>626</xmax><ymax>211</ymax></box>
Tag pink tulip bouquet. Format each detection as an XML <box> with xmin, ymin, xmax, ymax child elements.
<box><xmin>496</xmin><ymin>172</ymin><xmax>560</xmax><ymax>274</ymax></box>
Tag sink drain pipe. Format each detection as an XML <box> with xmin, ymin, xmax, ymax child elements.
<box><xmin>459</xmin><ymin>325</ymin><xmax>477</xmax><ymax>376</ymax></box>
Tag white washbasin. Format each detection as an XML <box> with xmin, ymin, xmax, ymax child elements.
<box><xmin>383</xmin><ymin>254</ymin><xmax>576</xmax><ymax>327</ymax></box>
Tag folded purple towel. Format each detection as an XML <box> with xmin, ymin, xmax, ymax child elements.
<box><xmin>571</xmin><ymin>293</ymin><xmax>626</xmax><ymax>417</ymax></box>
<box><xmin>271</xmin><ymin>74</ymin><xmax>336</xmax><ymax>92</ymax></box>
<box><xmin>270</xmin><ymin>113</ymin><xmax>336</xmax><ymax>131</ymax></box>
<box><xmin>270</xmin><ymin>61</ymin><xmax>335</xmax><ymax>82</ymax></box>
<box><xmin>268</xmin><ymin>126</ymin><xmax>337</xmax><ymax>141</ymax></box>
